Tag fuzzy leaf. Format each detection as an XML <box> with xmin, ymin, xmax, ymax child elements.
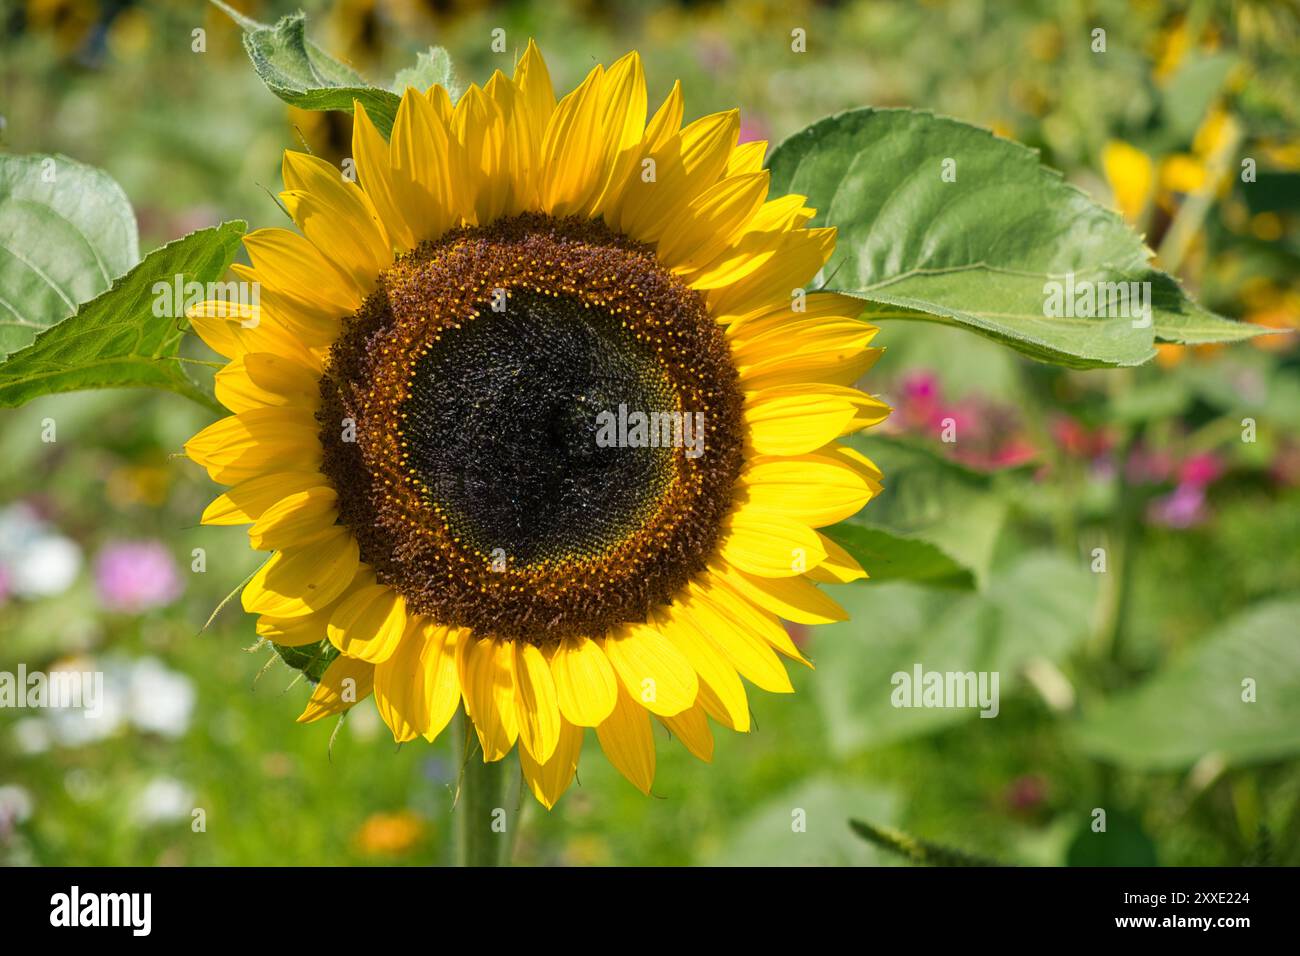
<box><xmin>0</xmin><ymin>153</ymin><xmax>139</xmax><ymax>359</ymax></box>
<box><xmin>1074</xmin><ymin>598</ymin><xmax>1300</xmax><ymax>769</ymax></box>
<box><xmin>393</xmin><ymin>47</ymin><xmax>461</xmax><ymax>100</ymax></box>
<box><xmin>767</xmin><ymin>109</ymin><xmax>1269</xmax><ymax>368</ymax></box>
<box><xmin>0</xmin><ymin>221</ymin><xmax>246</xmax><ymax>409</ymax></box>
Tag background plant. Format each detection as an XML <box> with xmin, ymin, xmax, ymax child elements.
<box><xmin>0</xmin><ymin>0</ymin><xmax>1296</xmax><ymax>866</ymax></box>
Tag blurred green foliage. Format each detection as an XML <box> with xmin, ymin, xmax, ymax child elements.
<box><xmin>1</xmin><ymin>0</ymin><xmax>1298</xmax><ymax>867</ymax></box>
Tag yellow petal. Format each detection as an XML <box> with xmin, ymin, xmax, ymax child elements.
<box><xmin>256</xmin><ymin>601</ymin><xmax>338</xmax><ymax>647</ymax></box>
<box><xmin>201</xmin><ymin>471</ymin><xmax>326</xmax><ymax>526</ymax></box>
<box><xmin>680</xmin><ymin>582</ymin><xmax>794</xmax><ymax>693</ymax></box>
<box><xmin>241</xmin><ymin>528</ymin><xmax>359</xmax><ymax>618</ymax></box>
<box><xmin>726</xmin><ymin>139</ymin><xmax>767</xmax><ymax>176</ymax></box>
<box><xmin>744</xmin><ymin>387</ymin><xmax>860</xmax><ymax>456</ymax></box>
<box><xmin>1102</xmin><ymin>139</ymin><xmax>1154</xmax><ymax>223</ymax></box>
<box><xmin>457</xmin><ymin>636</ymin><xmax>518</xmax><ymax>761</ymax></box>
<box><xmin>187</xmin><ymin>309</ymin><xmax>244</xmax><ymax>359</ymax></box>
<box><xmin>654</xmin><ymin>606</ymin><xmax>750</xmax><ymax>732</ymax></box>
<box><xmin>707</xmin><ymin>226</ymin><xmax>836</xmax><ymax>318</ymax></box>
<box><xmin>732</xmin><ymin>316</ymin><xmax>880</xmax><ymax>390</ymax></box>
<box><xmin>702</xmin><ymin>573</ymin><xmax>811</xmax><ymax>666</ymax></box>
<box><xmin>374</xmin><ymin>623</ymin><xmax>426</xmax><ymax>743</ymax></box>
<box><xmin>614</xmin><ymin>109</ymin><xmax>740</xmax><ymax>244</ymax></box>
<box><xmin>549</xmin><ymin>635</ymin><xmax>618</xmax><ymax>727</ymax></box>
<box><xmin>587</xmin><ymin>50</ymin><xmax>647</xmax><ymax>216</ymax></box>
<box><xmin>601</xmin><ymin>622</ymin><xmax>698</xmax><ymax>717</ymax></box>
<box><xmin>352</xmin><ymin>99</ymin><xmax>415</xmax><ymax>251</ymax></box>
<box><xmin>725</xmin><ymin>291</ymin><xmax>865</xmax><ymax>338</ymax></box>
<box><xmin>659</xmin><ymin>171</ymin><xmax>770</xmax><ymax>272</ymax></box>
<box><xmin>280</xmin><ymin>150</ymin><xmax>391</xmax><ymax>272</ymax></box>
<box><xmin>720</xmin><ymin>509</ymin><xmax>827</xmax><ymax>578</ymax></box>
<box><xmin>297</xmin><ymin>653</ymin><xmax>374</xmax><ymax>723</ymax></box>
<box><xmin>805</xmin><ymin>531</ymin><xmax>868</xmax><ymax>583</ymax></box>
<box><xmin>420</xmin><ymin>625</ymin><xmax>462</xmax><ymax>743</ymax></box>
<box><xmin>518</xmin><ymin>717</ymin><xmax>583</xmax><ymax>810</ymax></box>
<box><xmin>326</xmin><ymin>582</ymin><xmax>408</xmax><ymax>663</ymax></box>
<box><xmin>595</xmin><ymin>682</ymin><xmax>655</xmax><ymax>795</ymax></box>
<box><xmin>741</xmin><ymin>345</ymin><xmax>883</xmax><ymax>392</ymax></box>
<box><xmin>389</xmin><ymin>88</ymin><xmax>458</xmax><ymax>240</ymax></box>
<box><xmin>513</xmin><ymin>39</ymin><xmax>556</xmax><ymax>140</ymax></box>
<box><xmin>214</xmin><ymin>353</ymin><xmax>320</xmax><ymax>413</ymax></box>
<box><xmin>247</xmin><ymin>485</ymin><xmax>338</xmax><ymax>550</ymax></box>
<box><xmin>538</xmin><ymin>64</ymin><xmax>606</xmax><ymax>216</ymax></box>
<box><xmin>242</xmin><ymin>227</ymin><xmax>361</xmax><ymax>313</ymax></box>
<box><xmin>453</xmin><ymin>83</ymin><xmax>511</xmax><ymax>224</ymax></box>
<box><xmin>185</xmin><ymin>408</ymin><xmax>321</xmax><ymax>484</ymax></box>
<box><xmin>821</xmin><ymin>441</ymin><xmax>886</xmax><ymax>492</ymax></box>
<box><xmin>739</xmin><ymin>454</ymin><xmax>874</xmax><ymax>527</ymax></box>
<box><xmin>659</xmin><ymin>702</ymin><xmax>713</xmax><ymax>762</ymax></box>
<box><xmin>714</xmin><ymin>561</ymin><xmax>848</xmax><ymax>625</ymax></box>
<box><xmin>512</xmin><ymin>642</ymin><xmax>562</xmax><ymax>763</ymax></box>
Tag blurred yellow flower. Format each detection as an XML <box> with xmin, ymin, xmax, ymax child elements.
<box><xmin>106</xmin><ymin>463</ymin><xmax>172</xmax><ymax>509</ymax></box>
<box><xmin>106</xmin><ymin>6</ymin><xmax>151</xmax><ymax>59</ymax></box>
<box><xmin>1239</xmin><ymin>279</ymin><xmax>1300</xmax><ymax>352</ymax></box>
<box><xmin>26</xmin><ymin>0</ymin><xmax>98</xmax><ymax>53</ymax></box>
<box><xmin>1259</xmin><ymin>138</ymin><xmax>1300</xmax><ymax>171</ymax></box>
<box><xmin>353</xmin><ymin>810</ymin><xmax>427</xmax><ymax>856</ymax></box>
<box><xmin>1104</xmin><ymin>108</ymin><xmax>1242</xmax><ymax>229</ymax></box>
<box><xmin>1154</xmin><ymin>343</ymin><xmax>1187</xmax><ymax>368</ymax></box>
<box><xmin>1152</xmin><ymin>14</ymin><xmax>1222</xmax><ymax>84</ymax></box>
<box><xmin>1102</xmin><ymin>140</ymin><xmax>1154</xmax><ymax>224</ymax></box>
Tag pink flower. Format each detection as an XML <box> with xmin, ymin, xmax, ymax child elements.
<box><xmin>899</xmin><ymin>369</ymin><xmax>940</xmax><ymax>404</ymax></box>
<box><xmin>1051</xmin><ymin>415</ymin><xmax>1112</xmax><ymax>460</ymax></box>
<box><xmin>737</xmin><ymin>120</ymin><xmax>768</xmax><ymax>146</ymax></box>
<box><xmin>1126</xmin><ymin>446</ymin><xmax>1176</xmax><ymax>485</ymax></box>
<box><xmin>1148</xmin><ymin>483</ymin><xmax>1208</xmax><ymax>528</ymax></box>
<box><xmin>1178</xmin><ymin>452</ymin><xmax>1223</xmax><ymax>488</ymax></box>
<box><xmin>1005</xmin><ymin>774</ymin><xmax>1049</xmax><ymax>814</ymax></box>
<box><xmin>94</xmin><ymin>540</ymin><xmax>182</xmax><ymax>613</ymax></box>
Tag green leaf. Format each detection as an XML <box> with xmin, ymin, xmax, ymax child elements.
<box><xmin>1065</xmin><ymin>811</ymin><xmax>1159</xmax><ymax>867</ymax></box>
<box><xmin>211</xmin><ymin>1</ymin><xmax>403</xmax><ymax>138</ymax></box>
<box><xmin>1074</xmin><ymin>597</ymin><xmax>1300</xmax><ymax>770</ymax></box>
<box><xmin>813</xmin><ymin>552</ymin><xmax>1098</xmax><ymax>756</ymax></box>
<box><xmin>705</xmin><ymin>777</ymin><xmax>900</xmax><ymax>866</ymax></box>
<box><xmin>766</xmin><ymin>109</ymin><xmax>1268</xmax><ymax>368</ymax></box>
<box><xmin>393</xmin><ymin>47</ymin><xmax>461</xmax><ymax>101</ymax></box>
<box><xmin>832</xmin><ymin>434</ymin><xmax>1007</xmax><ymax>589</ymax></box>
<box><xmin>824</xmin><ymin>524</ymin><xmax>974</xmax><ymax>589</ymax></box>
<box><xmin>0</xmin><ymin>221</ymin><xmax>247</xmax><ymax>410</ymax></box>
<box><xmin>0</xmin><ymin>153</ymin><xmax>139</xmax><ymax>359</ymax></box>
<box><xmin>1159</xmin><ymin>53</ymin><xmax>1237</xmax><ymax>145</ymax></box>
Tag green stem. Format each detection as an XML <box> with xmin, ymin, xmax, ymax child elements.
<box><xmin>1155</xmin><ymin>123</ymin><xmax>1243</xmax><ymax>275</ymax></box>
<box><xmin>454</xmin><ymin>708</ymin><xmax>511</xmax><ymax>866</ymax></box>
<box><xmin>1093</xmin><ymin>422</ymin><xmax>1142</xmax><ymax>666</ymax></box>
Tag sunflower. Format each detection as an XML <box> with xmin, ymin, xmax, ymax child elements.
<box><xmin>185</xmin><ymin>41</ymin><xmax>888</xmax><ymax>808</ymax></box>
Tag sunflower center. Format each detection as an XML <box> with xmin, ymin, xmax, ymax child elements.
<box><xmin>403</xmin><ymin>289</ymin><xmax>679</xmax><ymax>565</ymax></box>
<box><xmin>318</xmin><ymin>214</ymin><xmax>744</xmax><ymax>644</ymax></box>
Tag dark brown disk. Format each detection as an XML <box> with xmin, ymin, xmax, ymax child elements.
<box><xmin>318</xmin><ymin>214</ymin><xmax>744</xmax><ymax>644</ymax></box>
